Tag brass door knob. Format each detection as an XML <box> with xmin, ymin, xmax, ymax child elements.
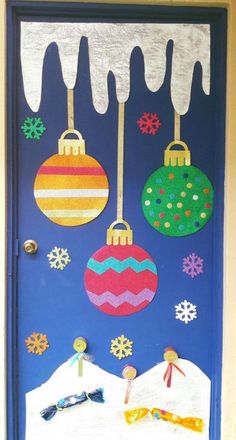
<box><xmin>23</xmin><ymin>240</ymin><xmax>38</xmax><ymax>254</ymax></box>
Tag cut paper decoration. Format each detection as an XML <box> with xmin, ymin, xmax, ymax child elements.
<box><xmin>110</xmin><ymin>334</ymin><xmax>133</xmax><ymax>360</ymax></box>
<box><xmin>182</xmin><ymin>253</ymin><xmax>204</xmax><ymax>278</ymax></box>
<box><xmin>175</xmin><ymin>300</ymin><xmax>197</xmax><ymax>324</ymax></box>
<box><xmin>124</xmin><ymin>408</ymin><xmax>203</xmax><ymax>432</ymax></box>
<box><xmin>34</xmin><ymin>89</ymin><xmax>109</xmax><ymax>226</ymax></box>
<box><xmin>26</xmin><ymin>357</ymin><xmax>211</xmax><ymax>440</ymax></box>
<box><xmin>25</xmin><ymin>332</ymin><xmax>49</xmax><ymax>355</ymax></box>
<box><xmin>21</xmin><ymin>23</ymin><xmax>210</xmax><ymax>115</ymax></box>
<box><xmin>47</xmin><ymin>246</ymin><xmax>71</xmax><ymax>270</ymax></box>
<box><xmin>85</xmin><ymin>104</ymin><xmax>158</xmax><ymax>315</ymax></box>
<box><xmin>137</xmin><ymin>112</ymin><xmax>161</xmax><ymax>135</ymax></box>
<box><xmin>142</xmin><ymin>116</ymin><xmax>214</xmax><ymax>236</ymax></box>
<box><xmin>122</xmin><ymin>365</ymin><xmax>137</xmax><ymax>404</ymax></box>
<box><xmin>163</xmin><ymin>347</ymin><xmax>185</xmax><ymax>388</ymax></box>
<box><xmin>40</xmin><ymin>388</ymin><xmax>104</xmax><ymax>421</ymax></box>
<box><xmin>85</xmin><ymin>235</ymin><xmax>158</xmax><ymax>316</ymax></box>
<box><xmin>21</xmin><ymin>116</ymin><xmax>46</xmax><ymax>140</ymax></box>
<box><xmin>71</xmin><ymin>337</ymin><xmax>87</xmax><ymax>377</ymax></box>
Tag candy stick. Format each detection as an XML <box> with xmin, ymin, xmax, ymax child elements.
<box><xmin>122</xmin><ymin>365</ymin><xmax>137</xmax><ymax>404</ymax></box>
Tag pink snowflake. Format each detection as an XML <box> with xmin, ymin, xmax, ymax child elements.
<box><xmin>182</xmin><ymin>253</ymin><xmax>204</xmax><ymax>278</ymax></box>
<box><xmin>137</xmin><ymin>112</ymin><xmax>161</xmax><ymax>135</ymax></box>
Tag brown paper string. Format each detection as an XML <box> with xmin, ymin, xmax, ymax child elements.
<box><xmin>174</xmin><ymin>111</ymin><xmax>180</xmax><ymax>141</ymax></box>
<box><xmin>67</xmin><ymin>88</ymin><xmax>74</xmax><ymax>130</ymax></box>
<box><xmin>117</xmin><ymin>102</ymin><xmax>125</xmax><ymax>221</ymax></box>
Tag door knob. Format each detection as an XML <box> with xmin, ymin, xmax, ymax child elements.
<box><xmin>23</xmin><ymin>240</ymin><xmax>38</xmax><ymax>254</ymax></box>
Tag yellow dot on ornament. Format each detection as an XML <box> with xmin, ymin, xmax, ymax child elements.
<box><xmin>167</xmin><ymin>203</ymin><xmax>173</xmax><ymax>209</ymax></box>
<box><xmin>164</xmin><ymin>222</ymin><xmax>170</xmax><ymax>228</ymax></box>
<box><xmin>145</xmin><ymin>200</ymin><xmax>151</xmax><ymax>206</ymax></box>
<box><xmin>200</xmin><ymin>212</ymin><xmax>207</xmax><ymax>218</ymax></box>
<box><xmin>186</xmin><ymin>183</ymin><xmax>193</xmax><ymax>189</ymax></box>
<box><xmin>181</xmin><ymin>192</ymin><xmax>186</xmax><ymax>197</ymax></box>
<box><xmin>177</xmin><ymin>202</ymin><xmax>183</xmax><ymax>208</ymax></box>
<box><xmin>147</xmin><ymin>187</ymin><xmax>152</xmax><ymax>194</ymax></box>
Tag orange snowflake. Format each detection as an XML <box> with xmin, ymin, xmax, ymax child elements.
<box><xmin>25</xmin><ymin>332</ymin><xmax>49</xmax><ymax>355</ymax></box>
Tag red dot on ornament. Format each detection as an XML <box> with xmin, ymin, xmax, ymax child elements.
<box><xmin>154</xmin><ymin>221</ymin><xmax>160</xmax><ymax>227</ymax></box>
<box><xmin>168</xmin><ymin>173</ymin><xmax>175</xmax><ymax>180</ymax></box>
<box><xmin>205</xmin><ymin>203</ymin><xmax>211</xmax><ymax>208</ymax></box>
<box><xmin>159</xmin><ymin>213</ymin><xmax>165</xmax><ymax>219</ymax></box>
<box><xmin>203</xmin><ymin>188</ymin><xmax>210</xmax><ymax>194</ymax></box>
<box><xmin>159</xmin><ymin>189</ymin><xmax>165</xmax><ymax>195</ymax></box>
<box><xmin>174</xmin><ymin>214</ymin><xmax>180</xmax><ymax>220</ymax></box>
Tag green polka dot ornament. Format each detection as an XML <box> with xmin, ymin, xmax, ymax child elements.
<box><xmin>142</xmin><ymin>140</ymin><xmax>214</xmax><ymax>237</ymax></box>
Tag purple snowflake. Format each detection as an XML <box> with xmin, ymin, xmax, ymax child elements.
<box><xmin>182</xmin><ymin>253</ymin><xmax>204</xmax><ymax>278</ymax></box>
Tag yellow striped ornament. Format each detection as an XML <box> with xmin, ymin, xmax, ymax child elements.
<box><xmin>34</xmin><ymin>149</ymin><xmax>109</xmax><ymax>227</ymax></box>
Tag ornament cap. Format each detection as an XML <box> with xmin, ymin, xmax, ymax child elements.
<box><xmin>107</xmin><ymin>219</ymin><xmax>133</xmax><ymax>245</ymax></box>
<box><xmin>58</xmin><ymin>129</ymin><xmax>86</xmax><ymax>156</ymax></box>
<box><xmin>164</xmin><ymin>140</ymin><xmax>191</xmax><ymax>167</ymax></box>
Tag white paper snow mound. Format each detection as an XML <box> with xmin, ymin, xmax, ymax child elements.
<box><xmin>26</xmin><ymin>357</ymin><xmax>211</xmax><ymax>440</ymax></box>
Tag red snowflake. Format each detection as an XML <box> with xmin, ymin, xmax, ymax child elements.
<box><xmin>137</xmin><ymin>112</ymin><xmax>162</xmax><ymax>135</ymax></box>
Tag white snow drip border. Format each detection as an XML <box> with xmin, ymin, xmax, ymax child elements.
<box><xmin>21</xmin><ymin>22</ymin><xmax>210</xmax><ymax>115</ymax></box>
<box><xmin>26</xmin><ymin>358</ymin><xmax>211</xmax><ymax>440</ymax></box>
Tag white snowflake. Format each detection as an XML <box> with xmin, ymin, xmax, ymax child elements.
<box><xmin>175</xmin><ymin>300</ymin><xmax>197</xmax><ymax>324</ymax></box>
<box><xmin>182</xmin><ymin>253</ymin><xmax>204</xmax><ymax>278</ymax></box>
<box><xmin>47</xmin><ymin>246</ymin><xmax>71</xmax><ymax>270</ymax></box>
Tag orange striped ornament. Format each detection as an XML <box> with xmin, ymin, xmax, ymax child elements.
<box><xmin>34</xmin><ymin>153</ymin><xmax>109</xmax><ymax>226</ymax></box>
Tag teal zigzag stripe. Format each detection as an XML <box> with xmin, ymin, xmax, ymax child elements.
<box><xmin>87</xmin><ymin>257</ymin><xmax>157</xmax><ymax>275</ymax></box>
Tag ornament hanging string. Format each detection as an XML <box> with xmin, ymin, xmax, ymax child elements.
<box><xmin>117</xmin><ymin>102</ymin><xmax>125</xmax><ymax>221</ymax></box>
<box><xmin>106</xmin><ymin>102</ymin><xmax>133</xmax><ymax>245</ymax></box>
<box><xmin>174</xmin><ymin>110</ymin><xmax>181</xmax><ymax>141</ymax></box>
<box><xmin>67</xmin><ymin>88</ymin><xmax>74</xmax><ymax>130</ymax></box>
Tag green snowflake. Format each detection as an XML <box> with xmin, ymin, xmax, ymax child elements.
<box><xmin>21</xmin><ymin>117</ymin><xmax>46</xmax><ymax>140</ymax></box>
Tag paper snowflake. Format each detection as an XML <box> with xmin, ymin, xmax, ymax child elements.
<box><xmin>25</xmin><ymin>332</ymin><xmax>49</xmax><ymax>355</ymax></box>
<box><xmin>21</xmin><ymin>117</ymin><xmax>46</xmax><ymax>140</ymax></box>
<box><xmin>110</xmin><ymin>334</ymin><xmax>133</xmax><ymax>360</ymax></box>
<box><xmin>47</xmin><ymin>246</ymin><xmax>71</xmax><ymax>270</ymax></box>
<box><xmin>137</xmin><ymin>112</ymin><xmax>161</xmax><ymax>135</ymax></box>
<box><xmin>175</xmin><ymin>300</ymin><xmax>197</xmax><ymax>324</ymax></box>
<box><xmin>182</xmin><ymin>253</ymin><xmax>204</xmax><ymax>278</ymax></box>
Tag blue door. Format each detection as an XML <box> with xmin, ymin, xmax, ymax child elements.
<box><xmin>8</xmin><ymin>4</ymin><xmax>226</xmax><ymax>440</ymax></box>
